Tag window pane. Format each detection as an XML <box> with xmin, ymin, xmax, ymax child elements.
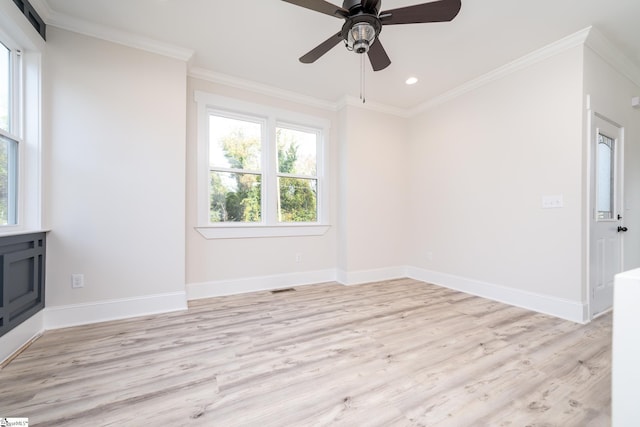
<box><xmin>597</xmin><ymin>133</ymin><xmax>615</xmax><ymax>220</ymax></box>
<box><xmin>210</xmin><ymin>171</ymin><xmax>261</xmax><ymax>223</ymax></box>
<box><xmin>0</xmin><ymin>134</ymin><xmax>18</xmax><ymax>225</ymax></box>
<box><xmin>276</xmin><ymin>127</ymin><xmax>317</xmax><ymax>176</ymax></box>
<box><xmin>278</xmin><ymin>177</ymin><xmax>317</xmax><ymax>222</ymax></box>
<box><xmin>0</xmin><ymin>42</ymin><xmax>10</xmax><ymax>132</ymax></box>
<box><xmin>209</xmin><ymin>115</ymin><xmax>261</xmax><ymax>171</ymax></box>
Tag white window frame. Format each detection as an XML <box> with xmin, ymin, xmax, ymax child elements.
<box><xmin>195</xmin><ymin>91</ymin><xmax>330</xmax><ymax>239</ymax></box>
<box><xmin>0</xmin><ymin>3</ymin><xmax>44</xmax><ymax>234</ymax></box>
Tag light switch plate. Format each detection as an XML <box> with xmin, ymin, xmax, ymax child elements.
<box><xmin>542</xmin><ymin>195</ymin><xmax>563</xmax><ymax>209</ymax></box>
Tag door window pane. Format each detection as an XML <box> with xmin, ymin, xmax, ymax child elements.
<box><xmin>597</xmin><ymin>133</ymin><xmax>615</xmax><ymax>220</ymax></box>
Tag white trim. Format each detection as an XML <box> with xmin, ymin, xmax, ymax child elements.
<box><xmin>406</xmin><ymin>266</ymin><xmax>588</xmax><ymax>323</ymax></box>
<box><xmin>196</xmin><ymin>224</ymin><xmax>330</xmax><ymax>239</ymax></box>
<box><xmin>22</xmin><ymin>3</ymin><xmax>640</xmax><ymax>119</ymax></box>
<box><xmin>0</xmin><ymin>310</ymin><xmax>44</xmax><ymax>365</ymax></box>
<box><xmin>189</xmin><ymin>67</ymin><xmax>339</xmax><ymax>112</ymax></box>
<box><xmin>24</xmin><ymin>0</ymin><xmax>54</xmax><ymax>22</ymax></box>
<box><xmin>44</xmin><ymin>292</ymin><xmax>188</xmax><ymax>330</ymax></box>
<box><xmin>337</xmin><ymin>266</ymin><xmax>409</xmax><ymax>286</ymax></box>
<box><xmin>187</xmin><ymin>269</ymin><xmax>337</xmax><ymax>300</ymax></box>
<box><xmin>410</xmin><ymin>27</ymin><xmax>593</xmax><ymax>115</ymax></box>
<box><xmin>0</xmin><ymin>228</ymin><xmax>49</xmax><ymax>238</ymax></box>
<box><xmin>28</xmin><ymin>3</ymin><xmax>638</xmax><ymax>119</ymax></box>
<box><xmin>337</xmin><ymin>95</ymin><xmax>411</xmax><ymax>118</ymax></box>
<box><xmin>585</xmin><ymin>27</ymin><xmax>640</xmax><ymax>88</ymax></box>
<box><xmin>37</xmin><ymin>4</ymin><xmax>194</xmax><ymax>61</ymax></box>
<box><xmin>0</xmin><ymin>1</ymin><xmax>46</xmax><ymax>51</ymax></box>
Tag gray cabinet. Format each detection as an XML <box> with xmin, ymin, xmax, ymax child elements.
<box><xmin>0</xmin><ymin>232</ymin><xmax>46</xmax><ymax>337</ymax></box>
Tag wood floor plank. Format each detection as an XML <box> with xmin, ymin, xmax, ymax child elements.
<box><xmin>0</xmin><ymin>279</ymin><xmax>611</xmax><ymax>426</ymax></box>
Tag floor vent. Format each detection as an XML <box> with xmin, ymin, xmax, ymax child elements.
<box><xmin>271</xmin><ymin>288</ymin><xmax>296</xmax><ymax>294</ymax></box>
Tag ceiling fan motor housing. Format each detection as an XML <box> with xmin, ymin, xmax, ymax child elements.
<box><xmin>342</xmin><ymin>0</ymin><xmax>381</xmax><ymax>13</ymax></box>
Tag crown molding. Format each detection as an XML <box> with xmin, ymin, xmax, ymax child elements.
<box><xmin>27</xmin><ymin>0</ymin><xmax>53</xmax><ymax>21</ymax></box>
<box><xmin>26</xmin><ymin>1</ymin><xmax>640</xmax><ymax>117</ymax></box>
<box><xmin>188</xmin><ymin>67</ymin><xmax>340</xmax><ymax>112</ymax></box>
<box><xmin>188</xmin><ymin>67</ymin><xmax>411</xmax><ymax>116</ymax></box>
<box><xmin>585</xmin><ymin>27</ymin><xmax>640</xmax><ymax>88</ymax></box>
<box><xmin>337</xmin><ymin>96</ymin><xmax>411</xmax><ymax>118</ymax></box>
<box><xmin>409</xmin><ymin>27</ymin><xmax>593</xmax><ymax>116</ymax></box>
<box><xmin>30</xmin><ymin>0</ymin><xmax>194</xmax><ymax>61</ymax></box>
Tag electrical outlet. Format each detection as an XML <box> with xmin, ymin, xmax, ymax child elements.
<box><xmin>295</xmin><ymin>253</ymin><xmax>302</xmax><ymax>263</ymax></box>
<box><xmin>71</xmin><ymin>274</ymin><xmax>85</xmax><ymax>288</ymax></box>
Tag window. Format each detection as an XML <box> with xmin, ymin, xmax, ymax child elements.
<box><xmin>596</xmin><ymin>132</ymin><xmax>616</xmax><ymax>220</ymax></box>
<box><xmin>0</xmin><ymin>3</ymin><xmax>44</xmax><ymax>232</ymax></box>
<box><xmin>195</xmin><ymin>92</ymin><xmax>330</xmax><ymax>239</ymax></box>
<box><xmin>0</xmin><ymin>40</ymin><xmax>19</xmax><ymax>226</ymax></box>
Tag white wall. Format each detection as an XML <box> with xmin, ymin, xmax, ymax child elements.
<box><xmin>406</xmin><ymin>47</ymin><xmax>586</xmax><ymax>306</ymax></box>
<box><xmin>583</xmin><ymin>45</ymin><xmax>640</xmax><ymax>270</ymax></box>
<box><xmin>32</xmin><ymin>24</ymin><xmax>640</xmax><ymax>331</ymax></box>
<box><xmin>44</xmin><ymin>28</ymin><xmax>187</xmax><ymax>322</ymax></box>
<box><xmin>338</xmin><ymin>105</ymin><xmax>410</xmax><ymax>282</ymax></box>
<box><xmin>185</xmin><ymin>77</ymin><xmax>339</xmax><ymax>295</ymax></box>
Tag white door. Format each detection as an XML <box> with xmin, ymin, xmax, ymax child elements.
<box><xmin>590</xmin><ymin>114</ymin><xmax>625</xmax><ymax>318</ymax></box>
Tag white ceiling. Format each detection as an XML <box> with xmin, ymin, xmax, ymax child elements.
<box><xmin>34</xmin><ymin>0</ymin><xmax>640</xmax><ymax>110</ymax></box>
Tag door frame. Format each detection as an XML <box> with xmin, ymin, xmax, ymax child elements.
<box><xmin>586</xmin><ymin>108</ymin><xmax>625</xmax><ymax>320</ymax></box>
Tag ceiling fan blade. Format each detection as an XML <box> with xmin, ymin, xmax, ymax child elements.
<box><xmin>299</xmin><ymin>32</ymin><xmax>343</xmax><ymax>63</ymax></box>
<box><xmin>367</xmin><ymin>38</ymin><xmax>391</xmax><ymax>71</ymax></box>
<box><xmin>379</xmin><ymin>0</ymin><xmax>461</xmax><ymax>25</ymax></box>
<box><xmin>281</xmin><ymin>0</ymin><xmax>348</xmax><ymax>18</ymax></box>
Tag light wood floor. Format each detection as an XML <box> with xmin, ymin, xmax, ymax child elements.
<box><xmin>0</xmin><ymin>279</ymin><xmax>612</xmax><ymax>426</ymax></box>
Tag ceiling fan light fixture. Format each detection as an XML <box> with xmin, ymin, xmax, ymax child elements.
<box><xmin>348</xmin><ymin>22</ymin><xmax>376</xmax><ymax>54</ymax></box>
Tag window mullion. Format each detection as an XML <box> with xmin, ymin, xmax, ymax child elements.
<box><xmin>316</xmin><ymin>130</ymin><xmax>325</xmax><ymax>224</ymax></box>
<box><xmin>277</xmin><ymin>172</ymin><xmax>317</xmax><ymax>180</ymax></box>
<box><xmin>265</xmin><ymin>116</ymin><xmax>278</xmax><ymax>225</ymax></box>
<box><xmin>211</xmin><ymin>166</ymin><xmax>261</xmax><ymax>175</ymax></box>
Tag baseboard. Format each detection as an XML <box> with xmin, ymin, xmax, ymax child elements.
<box><xmin>44</xmin><ymin>291</ymin><xmax>188</xmax><ymax>330</ymax></box>
<box><xmin>407</xmin><ymin>266</ymin><xmax>587</xmax><ymax>323</ymax></box>
<box><xmin>337</xmin><ymin>266</ymin><xmax>408</xmax><ymax>286</ymax></box>
<box><xmin>36</xmin><ymin>265</ymin><xmax>587</xmax><ymax>332</ymax></box>
<box><xmin>187</xmin><ymin>269</ymin><xmax>337</xmax><ymax>300</ymax></box>
<box><xmin>0</xmin><ymin>311</ymin><xmax>44</xmax><ymax>366</ymax></box>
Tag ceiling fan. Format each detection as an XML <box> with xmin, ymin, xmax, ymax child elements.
<box><xmin>282</xmin><ymin>0</ymin><xmax>462</xmax><ymax>71</ymax></box>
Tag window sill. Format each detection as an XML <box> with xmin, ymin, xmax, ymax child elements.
<box><xmin>196</xmin><ymin>224</ymin><xmax>331</xmax><ymax>239</ymax></box>
<box><xmin>0</xmin><ymin>228</ymin><xmax>50</xmax><ymax>238</ymax></box>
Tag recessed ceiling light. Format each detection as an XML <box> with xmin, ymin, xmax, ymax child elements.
<box><xmin>405</xmin><ymin>77</ymin><xmax>418</xmax><ymax>85</ymax></box>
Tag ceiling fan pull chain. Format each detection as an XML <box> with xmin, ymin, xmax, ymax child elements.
<box><xmin>360</xmin><ymin>53</ymin><xmax>366</xmax><ymax>103</ymax></box>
